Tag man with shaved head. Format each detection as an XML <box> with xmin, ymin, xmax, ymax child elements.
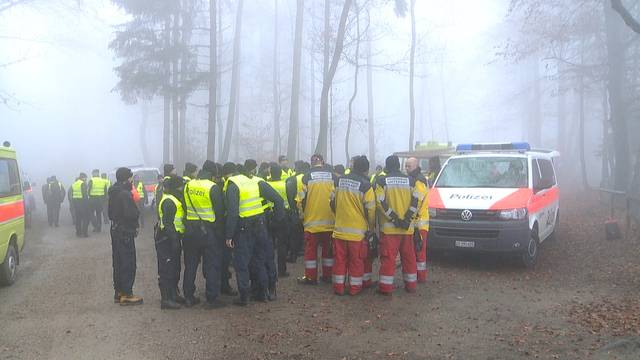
<box><xmin>404</xmin><ymin>157</ymin><xmax>430</xmax><ymax>283</ymax></box>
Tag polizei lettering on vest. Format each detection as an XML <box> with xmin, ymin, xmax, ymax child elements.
<box><xmin>449</xmin><ymin>193</ymin><xmax>494</xmax><ymax>200</ymax></box>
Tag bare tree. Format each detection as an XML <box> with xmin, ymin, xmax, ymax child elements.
<box><xmin>273</xmin><ymin>0</ymin><xmax>281</xmax><ymax>158</ymax></box>
<box><xmin>221</xmin><ymin>0</ymin><xmax>244</xmax><ymax>162</ymax></box>
<box><xmin>408</xmin><ymin>0</ymin><xmax>416</xmax><ymax>150</ymax></box>
<box><xmin>207</xmin><ymin>0</ymin><xmax>218</xmax><ymax>160</ymax></box>
<box><xmin>611</xmin><ymin>0</ymin><xmax>640</xmax><ymax>34</ymax></box>
<box><xmin>315</xmin><ymin>0</ymin><xmax>352</xmax><ymax>157</ymax></box>
<box><xmin>345</xmin><ymin>0</ymin><xmax>360</xmax><ymax>162</ymax></box>
<box><xmin>287</xmin><ymin>0</ymin><xmax>304</xmax><ymax>161</ymax></box>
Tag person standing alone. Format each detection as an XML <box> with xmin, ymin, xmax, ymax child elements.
<box><xmin>108</xmin><ymin>167</ymin><xmax>143</xmax><ymax>306</ymax></box>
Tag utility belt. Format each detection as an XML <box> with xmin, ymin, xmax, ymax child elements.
<box><xmin>184</xmin><ymin>219</ymin><xmax>218</xmax><ymax>240</ymax></box>
<box><xmin>238</xmin><ymin>214</ymin><xmax>265</xmax><ymax>231</ymax></box>
<box><xmin>153</xmin><ymin>223</ymin><xmax>183</xmax><ymax>244</ymax></box>
<box><xmin>111</xmin><ymin>222</ymin><xmax>138</xmax><ymax>238</ymax></box>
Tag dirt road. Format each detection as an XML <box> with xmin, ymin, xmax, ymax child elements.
<box><xmin>1</xmin><ymin>192</ymin><xmax>639</xmax><ymax>360</ymax></box>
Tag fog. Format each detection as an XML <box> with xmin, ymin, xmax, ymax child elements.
<box><xmin>1</xmin><ymin>0</ymin><xmax>639</xmax><ymax>191</ymax></box>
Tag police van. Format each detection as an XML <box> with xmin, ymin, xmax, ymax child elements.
<box><xmin>0</xmin><ymin>141</ymin><xmax>25</xmax><ymax>285</ymax></box>
<box><xmin>427</xmin><ymin>143</ymin><xmax>560</xmax><ymax>267</ymax></box>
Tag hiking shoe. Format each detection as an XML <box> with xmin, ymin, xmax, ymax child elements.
<box><xmin>119</xmin><ymin>294</ymin><xmax>144</xmax><ymax>306</ymax></box>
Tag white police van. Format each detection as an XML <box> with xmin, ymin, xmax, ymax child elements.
<box><xmin>427</xmin><ymin>143</ymin><xmax>560</xmax><ymax>267</ymax></box>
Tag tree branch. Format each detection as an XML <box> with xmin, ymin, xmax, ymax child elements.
<box><xmin>611</xmin><ymin>0</ymin><xmax>640</xmax><ymax>34</ymax></box>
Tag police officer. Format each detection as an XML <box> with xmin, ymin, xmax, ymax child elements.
<box><xmin>44</xmin><ymin>176</ymin><xmax>65</xmax><ymax>227</ymax></box>
<box><xmin>88</xmin><ymin>169</ymin><xmax>108</xmax><ymax>232</ymax></box>
<box><xmin>71</xmin><ymin>173</ymin><xmax>90</xmax><ymax>237</ymax></box>
<box><xmin>285</xmin><ymin>161</ymin><xmax>309</xmax><ymax>263</ymax></box>
<box><xmin>182</xmin><ymin>160</ymin><xmax>226</xmax><ymax>309</ymax></box>
<box><xmin>183</xmin><ymin>162</ymin><xmax>198</xmax><ymax>182</ymax></box>
<box><xmin>218</xmin><ymin>163</ymin><xmax>238</xmax><ymax>296</ymax></box>
<box><xmin>155</xmin><ymin>175</ymin><xmax>185</xmax><ymax>309</ymax></box>
<box><xmin>266</xmin><ymin>163</ymin><xmax>290</xmax><ymax>277</ymax></box>
<box><xmin>133</xmin><ymin>175</ymin><xmax>147</xmax><ymax>228</ymax></box>
<box><xmin>108</xmin><ymin>167</ymin><xmax>143</xmax><ymax>306</ymax></box>
<box><xmin>223</xmin><ymin>160</ymin><xmax>285</xmax><ymax>306</ymax></box>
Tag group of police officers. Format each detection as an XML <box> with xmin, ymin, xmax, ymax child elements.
<box><xmin>68</xmin><ymin>151</ymin><xmax>433</xmax><ymax>309</ymax></box>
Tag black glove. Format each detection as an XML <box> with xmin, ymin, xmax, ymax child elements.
<box><xmin>368</xmin><ymin>233</ymin><xmax>379</xmax><ymax>258</ymax></box>
<box><xmin>413</xmin><ymin>229</ymin><xmax>423</xmax><ymax>252</ymax></box>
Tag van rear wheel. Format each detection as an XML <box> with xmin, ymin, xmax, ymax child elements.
<box><xmin>520</xmin><ymin>231</ymin><xmax>538</xmax><ymax>268</ymax></box>
<box><xmin>0</xmin><ymin>244</ymin><xmax>17</xmax><ymax>286</ymax></box>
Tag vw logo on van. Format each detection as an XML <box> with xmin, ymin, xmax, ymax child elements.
<box><xmin>460</xmin><ymin>209</ymin><xmax>473</xmax><ymax>221</ymax></box>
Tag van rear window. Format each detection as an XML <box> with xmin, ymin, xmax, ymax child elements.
<box><xmin>0</xmin><ymin>159</ymin><xmax>21</xmax><ymax>197</ymax></box>
<box><xmin>436</xmin><ymin>157</ymin><xmax>528</xmax><ymax>188</ymax></box>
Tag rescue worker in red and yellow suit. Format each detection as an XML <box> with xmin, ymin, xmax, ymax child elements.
<box><xmin>331</xmin><ymin>155</ymin><xmax>376</xmax><ymax>296</ymax></box>
<box><xmin>376</xmin><ymin>155</ymin><xmax>421</xmax><ymax>295</ymax></box>
<box><xmin>297</xmin><ymin>154</ymin><xmax>338</xmax><ymax>284</ymax></box>
<box><xmin>405</xmin><ymin>157</ymin><xmax>429</xmax><ymax>283</ymax></box>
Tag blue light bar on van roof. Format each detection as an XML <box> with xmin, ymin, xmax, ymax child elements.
<box><xmin>456</xmin><ymin>142</ymin><xmax>531</xmax><ymax>152</ymax></box>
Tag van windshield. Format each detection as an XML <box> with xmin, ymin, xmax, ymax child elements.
<box><xmin>436</xmin><ymin>157</ymin><xmax>528</xmax><ymax>188</ymax></box>
<box><xmin>134</xmin><ymin>170</ymin><xmax>159</xmax><ymax>185</ymax></box>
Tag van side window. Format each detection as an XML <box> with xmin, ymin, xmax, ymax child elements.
<box><xmin>538</xmin><ymin>159</ymin><xmax>556</xmax><ymax>187</ymax></box>
<box><xmin>0</xmin><ymin>159</ymin><xmax>21</xmax><ymax>197</ymax></box>
<box><xmin>532</xmin><ymin>159</ymin><xmax>542</xmax><ymax>190</ymax></box>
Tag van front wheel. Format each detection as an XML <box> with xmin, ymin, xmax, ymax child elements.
<box><xmin>0</xmin><ymin>244</ymin><xmax>18</xmax><ymax>286</ymax></box>
<box><xmin>520</xmin><ymin>231</ymin><xmax>538</xmax><ymax>268</ymax></box>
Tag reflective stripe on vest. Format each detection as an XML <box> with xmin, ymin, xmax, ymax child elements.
<box><xmin>228</xmin><ymin>175</ymin><xmax>264</xmax><ymax>218</ymax></box>
<box><xmin>158</xmin><ymin>194</ymin><xmax>185</xmax><ymax>234</ymax></box>
<box><xmin>184</xmin><ymin>179</ymin><xmax>216</xmax><ymax>222</ymax></box>
<box><xmin>72</xmin><ymin>180</ymin><xmax>84</xmax><ymax>199</ymax></box>
<box><xmin>89</xmin><ymin>177</ymin><xmax>106</xmax><ymax>196</ymax></box>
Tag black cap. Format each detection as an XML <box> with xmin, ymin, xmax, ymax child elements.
<box><xmin>163</xmin><ymin>164</ymin><xmax>175</xmax><ymax>176</ymax></box>
<box><xmin>270</xmin><ymin>163</ymin><xmax>282</xmax><ymax>180</ymax></box>
<box><xmin>353</xmin><ymin>155</ymin><xmax>370</xmax><ymax>174</ymax></box>
<box><xmin>244</xmin><ymin>159</ymin><xmax>257</xmax><ymax>172</ymax></box>
<box><xmin>184</xmin><ymin>162</ymin><xmax>197</xmax><ymax>175</ymax></box>
<box><xmin>79</xmin><ymin>172</ymin><xmax>88</xmax><ymax>179</ymax></box>
<box><xmin>222</xmin><ymin>162</ymin><xmax>236</xmax><ymax>176</ymax></box>
<box><xmin>116</xmin><ymin>167</ymin><xmax>133</xmax><ymax>182</ymax></box>
<box><xmin>385</xmin><ymin>155</ymin><xmax>400</xmax><ymax>172</ymax></box>
<box><xmin>202</xmin><ymin>160</ymin><xmax>217</xmax><ymax>175</ymax></box>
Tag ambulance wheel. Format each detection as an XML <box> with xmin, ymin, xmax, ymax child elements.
<box><xmin>520</xmin><ymin>230</ymin><xmax>538</xmax><ymax>268</ymax></box>
<box><xmin>0</xmin><ymin>244</ymin><xmax>18</xmax><ymax>286</ymax></box>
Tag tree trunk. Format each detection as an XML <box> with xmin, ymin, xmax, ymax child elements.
<box><xmin>315</xmin><ymin>0</ymin><xmax>353</xmax><ymax>157</ymax></box>
<box><xmin>310</xmin><ymin>46</ymin><xmax>316</xmax><ymax>155</ymax></box>
<box><xmin>556</xmin><ymin>60</ymin><xmax>566</xmax><ymax>158</ymax></box>
<box><xmin>217</xmin><ymin>0</ymin><xmax>223</xmax><ymax>158</ymax></box>
<box><xmin>163</xmin><ymin>18</ymin><xmax>171</xmax><ymax>164</ymax></box>
<box><xmin>140</xmin><ymin>102</ymin><xmax>151</xmax><ymax>165</ymax></box>
<box><xmin>439</xmin><ymin>58</ymin><xmax>449</xmax><ymax>142</ymax></box>
<box><xmin>272</xmin><ymin>0</ymin><xmax>281</xmax><ymax>158</ymax></box>
<box><xmin>221</xmin><ymin>0</ymin><xmax>244</xmax><ymax>162</ymax></box>
<box><xmin>604</xmin><ymin>3</ymin><xmax>630</xmax><ymax>191</ymax></box>
<box><xmin>366</xmin><ymin>16</ymin><xmax>376</xmax><ymax>168</ymax></box>
<box><xmin>578</xmin><ymin>55</ymin><xmax>588</xmax><ymax>190</ymax></box>
<box><xmin>287</xmin><ymin>0</ymin><xmax>305</xmax><ymax>161</ymax></box>
<box><xmin>207</xmin><ymin>0</ymin><xmax>217</xmax><ymax>161</ymax></box>
<box><xmin>171</xmin><ymin>11</ymin><xmax>180</xmax><ymax>166</ymax></box>
<box><xmin>408</xmin><ymin>0</ymin><xmax>416</xmax><ymax>150</ymax></box>
<box><xmin>345</xmin><ymin>0</ymin><xmax>360</xmax><ymax>163</ymax></box>
<box><xmin>178</xmin><ymin>5</ymin><xmax>192</xmax><ymax>168</ymax></box>
<box><xmin>529</xmin><ymin>57</ymin><xmax>541</xmax><ymax>147</ymax></box>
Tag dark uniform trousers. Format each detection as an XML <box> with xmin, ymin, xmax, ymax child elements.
<box><xmin>73</xmin><ymin>199</ymin><xmax>89</xmax><ymax>236</ymax></box>
<box><xmin>269</xmin><ymin>212</ymin><xmax>290</xmax><ymax>274</ymax></box>
<box><xmin>182</xmin><ymin>223</ymin><xmax>222</xmax><ymax>302</ymax></box>
<box><xmin>154</xmin><ymin>230</ymin><xmax>182</xmax><ymax>295</ymax></box>
<box><xmin>233</xmin><ymin>215</ymin><xmax>269</xmax><ymax>298</ymax></box>
<box><xmin>46</xmin><ymin>202</ymin><xmax>61</xmax><ymax>226</ymax></box>
<box><xmin>90</xmin><ymin>196</ymin><xmax>105</xmax><ymax>231</ymax></box>
<box><xmin>288</xmin><ymin>211</ymin><xmax>304</xmax><ymax>258</ymax></box>
<box><xmin>111</xmin><ymin>225</ymin><xmax>137</xmax><ymax>295</ymax></box>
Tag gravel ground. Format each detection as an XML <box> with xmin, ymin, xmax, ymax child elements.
<box><xmin>1</xmin><ymin>191</ymin><xmax>639</xmax><ymax>360</ymax></box>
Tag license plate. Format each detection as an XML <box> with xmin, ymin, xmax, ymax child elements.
<box><xmin>455</xmin><ymin>241</ymin><xmax>475</xmax><ymax>248</ymax></box>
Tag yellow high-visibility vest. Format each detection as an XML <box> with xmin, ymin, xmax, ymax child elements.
<box><xmin>89</xmin><ymin>177</ymin><xmax>107</xmax><ymax>196</ymax></box>
<box><xmin>158</xmin><ymin>194</ymin><xmax>185</xmax><ymax>234</ymax></box>
<box><xmin>227</xmin><ymin>174</ymin><xmax>264</xmax><ymax>218</ymax></box>
<box><xmin>72</xmin><ymin>179</ymin><xmax>84</xmax><ymax>199</ymax></box>
<box><xmin>184</xmin><ymin>179</ymin><xmax>216</xmax><ymax>222</ymax></box>
<box><xmin>267</xmin><ymin>179</ymin><xmax>289</xmax><ymax>210</ymax></box>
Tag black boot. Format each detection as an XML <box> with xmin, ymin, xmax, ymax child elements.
<box><xmin>160</xmin><ymin>288</ymin><xmax>181</xmax><ymax>310</ymax></box>
<box><xmin>221</xmin><ymin>283</ymin><xmax>238</xmax><ymax>296</ymax></box>
<box><xmin>175</xmin><ymin>287</ymin><xmax>186</xmax><ymax>304</ymax></box>
<box><xmin>233</xmin><ymin>294</ymin><xmax>248</xmax><ymax>306</ymax></box>
<box><xmin>184</xmin><ymin>296</ymin><xmax>201</xmax><ymax>308</ymax></box>
<box><xmin>268</xmin><ymin>286</ymin><xmax>277</xmax><ymax>301</ymax></box>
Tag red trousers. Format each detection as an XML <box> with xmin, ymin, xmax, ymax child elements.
<box><xmin>417</xmin><ymin>230</ymin><xmax>428</xmax><ymax>283</ymax></box>
<box><xmin>332</xmin><ymin>238</ymin><xmax>366</xmax><ymax>295</ymax></box>
<box><xmin>303</xmin><ymin>231</ymin><xmax>333</xmax><ymax>281</ymax></box>
<box><xmin>363</xmin><ymin>256</ymin><xmax>374</xmax><ymax>288</ymax></box>
<box><xmin>378</xmin><ymin>234</ymin><xmax>417</xmax><ymax>293</ymax></box>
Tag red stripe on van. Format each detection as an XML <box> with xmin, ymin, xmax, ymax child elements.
<box><xmin>428</xmin><ymin>188</ymin><xmax>445</xmax><ymax>209</ymax></box>
<box><xmin>527</xmin><ymin>187</ymin><xmax>560</xmax><ymax>215</ymax></box>
<box><xmin>0</xmin><ymin>200</ymin><xmax>25</xmax><ymax>223</ymax></box>
<box><xmin>488</xmin><ymin>189</ymin><xmax>532</xmax><ymax>211</ymax></box>
<box><xmin>145</xmin><ymin>184</ymin><xmax>157</xmax><ymax>193</ymax></box>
